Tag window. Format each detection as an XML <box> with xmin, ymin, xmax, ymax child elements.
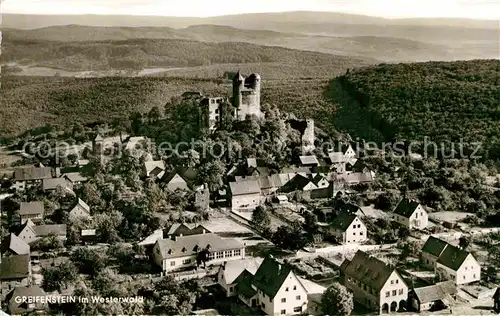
<box><xmin>353</xmin><ymin>232</ymin><xmax>356</xmax><ymax>236</ymax></box>
<box><xmin>353</xmin><ymin>225</ymin><xmax>356</xmax><ymax>229</ymax></box>
<box><xmin>392</xmin><ymin>290</ymin><xmax>397</xmax><ymax>296</ymax></box>
<box><xmin>358</xmin><ymin>224</ymin><xmax>361</xmax><ymax>228</ymax></box>
<box><xmin>215</xmin><ymin>109</ymin><xmax>219</xmax><ymax>114</ymax></box>
<box><xmin>416</xmin><ymin>213</ymin><xmax>419</xmax><ymax>218</ymax></box>
<box><xmin>391</xmin><ymin>280</ymin><xmax>394</xmax><ymax>285</ymax></box>
<box><xmin>399</xmin><ymin>289</ymin><xmax>404</xmax><ymax>295</ymax></box>
<box><xmin>182</xmin><ymin>258</ymin><xmax>191</xmax><ymax>264</ymax></box>
<box><xmin>293</xmin><ymin>286</ymin><xmax>297</xmax><ymax>290</ymax></box>
<box><xmin>296</xmin><ymin>295</ymin><xmax>301</xmax><ymax>300</ymax></box>
<box><xmin>385</xmin><ymin>291</ymin><xmax>390</xmax><ymax>298</ymax></box>
<box><xmin>396</xmin><ymin>280</ymin><xmax>399</xmax><ymax>284</ymax></box>
<box><xmin>281</xmin><ymin>298</ymin><xmax>286</xmax><ymax>303</ymax></box>
<box><xmin>216</xmin><ymin>251</ymin><xmax>223</xmax><ymax>259</ymax></box>
<box><xmin>285</xmin><ymin>287</ymin><xmax>289</xmax><ymax>292</ymax></box>
<box><xmin>293</xmin><ymin>307</ymin><xmax>302</xmax><ymax>313</ymax></box>
<box><xmin>474</xmin><ymin>274</ymin><xmax>476</xmax><ymax>278</ymax></box>
<box><xmin>463</xmin><ymin>276</ymin><xmax>466</xmax><ymax>280</ymax></box>
<box><xmin>234</xmin><ymin>249</ymin><xmax>241</xmax><ymax>256</ymax></box>
<box><xmin>170</xmin><ymin>261</ymin><xmax>175</xmax><ymax>266</ymax></box>
<box><xmin>281</xmin><ymin>310</ymin><xmax>286</xmax><ymax>315</ymax></box>
<box><xmin>360</xmin><ymin>232</ymin><xmax>364</xmax><ymax>236</ymax></box>
<box><xmin>230</xmin><ymin>287</ymin><xmax>234</xmax><ymax>293</ymax></box>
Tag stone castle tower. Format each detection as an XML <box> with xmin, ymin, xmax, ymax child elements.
<box><xmin>302</xmin><ymin>119</ymin><xmax>315</xmax><ymax>152</ymax></box>
<box><xmin>232</xmin><ymin>71</ymin><xmax>263</xmax><ymax>120</ymax></box>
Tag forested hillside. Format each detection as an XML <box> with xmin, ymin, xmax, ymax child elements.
<box><xmin>336</xmin><ymin>59</ymin><xmax>500</xmax><ymax>160</ymax></box>
<box><xmin>2</xmin><ymin>38</ymin><xmax>368</xmax><ymax>71</ymax></box>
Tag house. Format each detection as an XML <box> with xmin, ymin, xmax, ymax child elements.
<box><xmin>217</xmin><ymin>258</ymin><xmax>263</xmax><ymax>297</ymax></box>
<box><xmin>33</xmin><ymin>224</ymin><xmax>67</xmax><ymax>241</ymax></box>
<box><xmin>163</xmin><ymin>171</ymin><xmax>191</xmax><ymax>191</ymax></box>
<box><xmin>338</xmin><ymin>171</ymin><xmax>376</xmax><ymax>185</ymax></box>
<box><xmin>494</xmin><ymin>287</ymin><xmax>500</xmax><ymax>313</ymax></box>
<box><xmin>1</xmin><ymin>234</ymin><xmax>30</xmax><ymax>256</ymax></box>
<box><xmin>195</xmin><ymin>188</ymin><xmax>210</xmax><ymax>211</ymax></box>
<box><xmin>421</xmin><ymin>236</ymin><xmax>449</xmax><ymax>269</ymax></box>
<box><xmin>0</xmin><ymin>255</ymin><xmax>31</xmax><ymax>290</ymax></box>
<box><xmin>325</xmin><ymin>213</ymin><xmax>367</xmax><ymax>244</ymax></box>
<box><xmin>299</xmin><ymin>156</ymin><xmax>319</xmax><ymax>167</ymax></box>
<box><xmin>435</xmin><ymin>244</ymin><xmax>480</xmax><ymax>285</ymax></box>
<box><xmin>81</xmin><ymin>229</ymin><xmax>97</xmax><ymax>245</ymax></box>
<box><xmin>42</xmin><ymin>177</ymin><xmax>74</xmax><ymax>193</ymax></box>
<box><xmin>68</xmin><ymin>198</ymin><xmax>91</xmax><ymax>220</ymax></box>
<box><xmin>152</xmin><ymin>233</ymin><xmax>245</xmax><ymax>272</ymax></box>
<box><xmin>17</xmin><ymin>202</ymin><xmax>44</xmax><ymax>225</ymax></box>
<box><xmin>12</xmin><ymin>167</ymin><xmax>54</xmax><ymax>191</ymax></box>
<box><xmin>138</xmin><ymin>229</ymin><xmax>164</xmax><ymax>248</ymax></box>
<box><xmin>5</xmin><ymin>285</ymin><xmax>48</xmax><ymax>315</ymax></box>
<box><xmin>144</xmin><ymin>160</ymin><xmax>166</xmax><ymax>179</ymax></box>
<box><xmin>392</xmin><ymin>198</ymin><xmax>428</xmax><ymax>230</ymax></box>
<box><xmin>13</xmin><ymin>219</ymin><xmax>37</xmax><ymax>244</ymax></box>
<box><xmin>63</xmin><ymin>172</ymin><xmax>88</xmax><ymax>185</ymax></box>
<box><xmin>409</xmin><ymin>281</ymin><xmax>457</xmax><ymax>312</ymax></box>
<box><xmin>241</xmin><ymin>256</ymin><xmax>310</xmax><ymax>315</ymax></box>
<box><xmin>228</xmin><ymin>180</ymin><xmax>261</xmax><ymax>210</ymax></box>
<box><xmin>341</xmin><ymin>250</ymin><xmax>408</xmax><ymax>314</ymax></box>
<box><xmin>164</xmin><ymin>223</ymin><xmax>211</xmax><ymax>239</ymax></box>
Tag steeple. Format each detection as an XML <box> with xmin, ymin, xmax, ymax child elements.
<box><xmin>233</xmin><ymin>71</ymin><xmax>244</xmax><ymax>83</ymax></box>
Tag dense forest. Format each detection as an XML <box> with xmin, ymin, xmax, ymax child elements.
<box><xmin>0</xmin><ymin>76</ymin><xmax>333</xmax><ymax>139</ymax></box>
<box><xmin>336</xmin><ymin>59</ymin><xmax>500</xmax><ymax>161</ymax></box>
<box><xmin>2</xmin><ymin>38</ymin><xmax>369</xmax><ymax>71</ymax></box>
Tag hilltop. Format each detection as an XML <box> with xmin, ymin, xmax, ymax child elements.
<box><xmin>332</xmin><ymin>59</ymin><xmax>500</xmax><ymax>160</ymax></box>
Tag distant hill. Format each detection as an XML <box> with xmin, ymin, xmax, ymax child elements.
<box><xmin>332</xmin><ymin>59</ymin><xmax>500</xmax><ymax>160</ymax></box>
<box><xmin>3</xmin><ymin>24</ymin><xmax>498</xmax><ymax>63</ymax></box>
<box><xmin>2</xmin><ymin>38</ymin><xmax>372</xmax><ymax>71</ymax></box>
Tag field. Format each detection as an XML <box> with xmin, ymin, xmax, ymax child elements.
<box><xmin>429</xmin><ymin>211</ymin><xmax>475</xmax><ymax>224</ymax></box>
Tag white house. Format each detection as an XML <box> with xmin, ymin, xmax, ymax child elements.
<box><xmin>217</xmin><ymin>258</ymin><xmax>263</xmax><ymax>297</ymax></box>
<box><xmin>326</xmin><ymin>213</ymin><xmax>367</xmax><ymax>244</ymax></box>
<box><xmin>392</xmin><ymin>199</ymin><xmax>428</xmax><ymax>230</ymax></box>
<box><xmin>341</xmin><ymin>250</ymin><xmax>409</xmax><ymax>314</ymax></box>
<box><xmin>152</xmin><ymin>233</ymin><xmax>245</xmax><ymax>273</ymax></box>
<box><xmin>228</xmin><ymin>180</ymin><xmax>261</xmax><ymax>210</ymax></box>
<box><xmin>16</xmin><ymin>202</ymin><xmax>44</xmax><ymax>225</ymax></box>
<box><xmin>421</xmin><ymin>236</ymin><xmax>449</xmax><ymax>269</ymax></box>
<box><xmin>238</xmin><ymin>256</ymin><xmax>310</xmax><ymax>315</ymax></box>
<box><xmin>435</xmin><ymin>244</ymin><xmax>481</xmax><ymax>285</ymax></box>
<box><xmin>68</xmin><ymin>198</ymin><xmax>91</xmax><ymax>220</ymax></box>
<box><xmin>143</xmin><ymin>160</ymin><xmax>166</xmax><ymax>179</ymax></box>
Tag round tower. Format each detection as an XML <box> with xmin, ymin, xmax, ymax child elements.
<box><xmin>232</xmin><ymin>71</ymin><xmax>244</xmax><ymax>108</ymax></box>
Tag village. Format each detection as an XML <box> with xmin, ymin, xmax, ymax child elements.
<box><xmin>1</xmin><ymin>72</ymin><xmax>500</xmax><ymax>316</ymax></box>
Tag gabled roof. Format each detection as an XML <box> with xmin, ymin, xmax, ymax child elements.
<box><xmin>394</xmin><ymin>198</ymin><xmax>421</xmax><ymax>218</ymax></box>
<box><xmin>252</xmin><ymin>256</ymin><xmax>296</xmax><ymax>298</ymax></box>
<box><xmin>42</xmin><ymin>178</ymin><xmax>72</xmax><ymax>191</ymax></box>
<box><xmin>436</xmin><ymin>244</ymin><xmax>471</xmax><ymax>271</ymax></box>
<box><xmin>81</xmin><ymin>229</ymin><xmax>97</xmax><ymax>236</ymax></box>
<box><xmin>72</xmin><ymin>198</ymin><xmax>90</xmax><ymax>213</ymax></box>
<box><xmin>235</xmin><ymin>269</ymin><xmax>257</xmax><ymax>299</ymax></box>
<box><xmin>163</xmin><ymin>171</ymin><xmax>190</xmax><ymax>191</ymax></box>
<box><xmin>14</xmin><ymin>167</ymin><xmax>53</xmax><ymax>181</ymax></box>
<box><xmin>145</xmin><ymin>160</ymin><xmax>165</xmax><ymax>175</ymax></box>
<box><xmin>222</xmin><ymin>258</ymin><xmax>263</xmax><ymax>285</ymax></box>
<box><xmin>412</xmin><ymin>281</ymin><xmax>457</xmax><ymax>304</ymax></box>
<box><xmin>329</xmin><ymin>212</ymin><xmax>358</xmax><ymax>232</ymax></box>
<box><xmin>422</xmin><ymin>236</ymin><xmax>449</xmax><ymax>258</ymax></box>
<box><xmin>0</xmin><ymin>255</ymin><xmax>30</xmax><ymax>280</ymax></box>
<box><xmin>13</xmin><ymin>219</ymin><xmax>36</xmax><ymax>236</ymax></box>
<box><xmin>343</xmin><ymin>251</ymin><xmax>401</xmax><ymax>292</ymax></box>
<box><xmin>328</xmin><ymin>152</ymin><xmax>346</xmax><ymax>164</ymax></box>
<box><xmin>286</xmin><ymin>174</ymin><xmax>312</xmax><ymax>191</ymax></box>
<box><xmin>6</xmin><ymin>285</ymin><xmax>46</xmax><ymax>314</ymax></box>
<box><xmin>299</xmin><ymin>155</ymin><xmax>319</xmax><ymax>166</ymax></box>
<box><xmin>33</xmin><ymin>224</ymin><xmax>67</xmax><ymax>237</ymax></box>
<box><xmin>1</xmin><ymin>233</ymin><xmax>30</xmax><ymax>256</ymax></box>
<box><xmin>19</xmin><ymin>202</ymin><xmax>44</xmax><ymax>216</ymax></box>
<box><xmin>155</xmin><ymin>233</ymin><xmax>243</xmax><ymax>260</ymax></box>
<box><xmin>229</xmin><ymin>180</ymin><xmax>260</xmax><ymax>196</ymax></box>
<box><xmin>246</xmin><ymin>158</ymin><xmax>258</xmax><ymax>169</ymax></box>
<box><xmin>63</xmin><ymin>172</ymin><xmax>88</xmax><ymax>183</ymax></box>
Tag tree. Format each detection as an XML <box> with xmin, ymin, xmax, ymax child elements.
<box><xmin>252</xmin><ymin>206</ymin><xmax>271</xmax><ymax>229</ymax></box>
<box><xmin>71</xmin><ymin>248</ymin><xmax>106</xmax><ymax>276</ymax></box>
<box><xmin>459</xmin><ymin>235</ymin><xmax>471</xmax><ymax>250</ymax></box>
<box><xmin>42</xmin><ymin>261</ymin><xmax>79</xmax><ymax>292</ymax></box>
<box><xmin>321</xmin><ymin>283</ymin><xmax>354</xmax><ymax>316</ymax></box>
<box><xmin>272</xmin><ymin>225</ymin><xmax>308</xmax><ymax>251</ymax></box>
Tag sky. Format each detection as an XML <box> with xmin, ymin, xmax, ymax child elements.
<box><xmin>2</xmin><ymin>0</ymin><xmax>500</xmax><ymax>19</ymax></box>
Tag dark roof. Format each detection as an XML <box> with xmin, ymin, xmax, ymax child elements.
<box><xmin>343</xmin><ymin>251</ymin><xmax>401</xmax><ymax>292</ymax></box>
<box><xmin>495</xmin><ymin>287</ymin><xmax>500</xmax><ymax>298</ymax></box>
<box><xmin>235</xmin><ymin>269</ymin><xmax>258</xmax><ymax>299</ymax></box>
<box><xmin>1</xmin><ymin>233</ymin><xmax>30</xmax><ymax>256</ymax></box>
<box><xmin>286</xmin><ymin>174</ymin><xmax>311</xmax><ymax>191</ymax></box>
<box><xmin>393</xmin><ymin>198</ymin><xmax>421</xmax><ymax>218</ymax></box>
<box><xmin>252</xmin><ymin>256</ymin><xmax>293</xmax><ymax>298</ymax></box>
<box><xmin>329</xmin><ymin>212</ymin><xmax>358</xmax><ymax>232</ymax></box>
<box><xmin>0</xmin><ymin>255</ymin><xmax>30</xmax><ymax>280</ymax></box>
<box><xmin>6</xmin><ymin>285</ymin><xmax>47</xmax><ymax>314</ymax></box>
<box><xmin>42</xmin><ymin>178</ymin><xmax>72</xmax><ymax>191</ymax></box>
<box><xmin>436</xmin><ymin>244</ymin><xmax>471</xmax><ymax>271</ymax></box>
<box><xmin>412</xmin><ymin>281</ymin><xmax>457</xmax><ymax>304</ymax></box>
<box><xmin>19</xmin><ymin>201</ymin><xmax>44</xmax><ymax>216</ymax></box>
<box><xmin>422</xmin><ymin>236</ymin><xmax>449</xmax><ymax>257</ymax></box>
<box><xmin>14</xmin><ymin>167</ymin><xmax>53</xmax><ymax>181</ymax></box>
